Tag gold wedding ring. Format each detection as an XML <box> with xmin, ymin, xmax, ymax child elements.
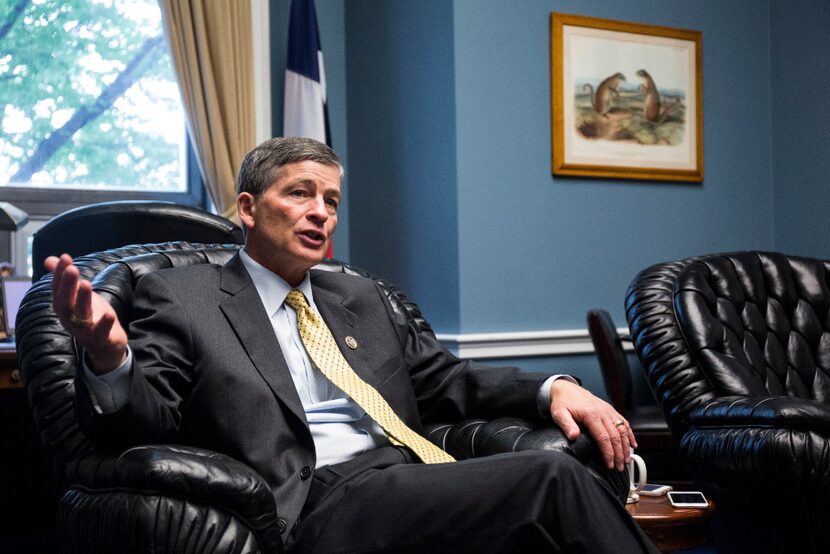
<box><xmin>69</xmin><ymin>314</ymin><xmax>92</xmax><ymax>325</ymax></box>
<box><xmin>613</xmin><ymin>419</ymin><xmax>625</xmax><ymax>428</ymax></box>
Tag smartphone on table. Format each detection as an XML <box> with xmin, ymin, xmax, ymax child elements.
<box><xmin>667</xmin><ymin>491</ymin><xmax>709</xmax><ymax>508</ymax></box>
<box><xmin>639</xmin><ymin>483</ymin><xmax>672</xmax><ymax>496</ymax></box>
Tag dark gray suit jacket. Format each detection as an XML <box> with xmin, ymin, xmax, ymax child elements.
<box><xmin>76</xmin><ymin>253</ymin><xmax>550</xmax><ymax>532</ymax></box>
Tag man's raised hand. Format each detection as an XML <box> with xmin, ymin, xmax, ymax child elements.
<box><xmin>45</xmin><ymin>254</ymin><xmax>128</xmax><ymax>373</ymax></box>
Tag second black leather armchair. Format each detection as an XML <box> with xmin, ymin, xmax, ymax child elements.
<box><xmin>626</xmin><ymin>251</ymin><xmax>830</xmax><ymax>553</ymax></box>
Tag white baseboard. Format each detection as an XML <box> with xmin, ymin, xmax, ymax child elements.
<box><xmin>435</xmin><ymin>328</ymin><xmax>632</xmax><ymax>359</ymax></box>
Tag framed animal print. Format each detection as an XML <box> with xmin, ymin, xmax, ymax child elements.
<box><xmin>551</xmin><ymin>13</ymin><xmax>703</xmax><ymax>182</ymax></box>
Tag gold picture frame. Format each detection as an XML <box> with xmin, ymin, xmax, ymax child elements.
<box><xmin>551</xmin><ymin>13</ymin><xmax>703</xmax><ymax>182</ymax></box>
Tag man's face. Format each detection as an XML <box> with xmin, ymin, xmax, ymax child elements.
<box><xmin>238</xmin><ymin>160</ymin><xmax>341</xmax><ymax>285</ymax></box>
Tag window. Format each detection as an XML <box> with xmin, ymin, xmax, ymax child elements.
<box><xmin>0</xmin><ymin>0</ymin><xmax>202</xmax><ymax>207</ymax></box>
<box><xmin>1</xmin><ymin>0</ymin><xmax>204</xmax><ymax>274</ymax></box>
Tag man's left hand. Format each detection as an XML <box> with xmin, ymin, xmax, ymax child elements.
<box><xmin>548</xmin><ymin>379</ymin><xmax>637</xmax><ymax>471</ymax></box>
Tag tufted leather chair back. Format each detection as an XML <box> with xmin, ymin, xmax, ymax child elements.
<box><xmin>627</xmin><ymin>251</ymin><xmax>830</xmax><ymax>553</ymax></box>
<box><xmin>30</xmin><ymin>201</ymin><xmax>244</xmax><ymax>281</ymax></box>
<box><xmin>626</xmin><ymin>251</ymin><xmax>830</xmax><ymax>435</ymax></box>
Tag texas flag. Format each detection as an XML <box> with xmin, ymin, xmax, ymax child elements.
<box><xmin>284</xmin><ymin>0</ymin><xmax>332</xmax><ymax>257</ymax></box>
<box><xmin>284</xmin><ymin>0</ymin><xmax>330</xmax><ymax>146</ymax></box>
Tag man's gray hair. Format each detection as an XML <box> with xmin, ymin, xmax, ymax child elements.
<box><xmin>236</xmin><ymin>136</ymin><xmax>343</xmax><ymax>196</ymax></box>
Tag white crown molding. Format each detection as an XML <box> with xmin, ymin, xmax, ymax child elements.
<box><xmin>435</xmin><ymin>328</ymin><xmax>633</xmax><ymax>359</ymax></box>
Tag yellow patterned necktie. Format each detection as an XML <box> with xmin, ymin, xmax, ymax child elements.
<box><xmin>284</xmin><ymin>289</ymin><xmax>455</xmax><ymax>464</ymax></box>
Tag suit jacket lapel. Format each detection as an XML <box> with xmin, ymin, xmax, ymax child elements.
<box><xmin>219</xmin><ymin>254</ymin><xmax>308</xmax><ymax>428</ymax></box>
<box><xmin>311</xmin><ymin>280</ymin><xmax>383</xmax><ymax>387</ymax></box>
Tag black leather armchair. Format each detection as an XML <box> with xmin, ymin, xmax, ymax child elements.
<box><xmin>626</xmin><ymin>251</ymin><xmax>830</xmax><ymax>553</ymax></box>
<box><xmin>18</xmin><ymin>242</ymin><xmax>627</xmax><ymax>553</ymax></box>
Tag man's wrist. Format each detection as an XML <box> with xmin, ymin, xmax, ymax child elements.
<box><xmin>81</xmin><ymin>347</ymin><xmax>133</xmax><ymax>414</ymax></box>
<box><xmin>536</xmin><ymin>374</ymin><xmax>580</xmax><ymax>417</ymax></box>
<box><xmin>85</xmin><ymin>346</ymin><xmax>128</xmax><ymax>375</ymax></box>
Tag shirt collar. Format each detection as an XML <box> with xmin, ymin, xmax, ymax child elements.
<box><xmin>239</xmin><ymin>249</ymin><xmax>315</xmax><ymax>317</ymax></box>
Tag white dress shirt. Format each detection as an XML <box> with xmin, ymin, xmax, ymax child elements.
<box><xmin>238</xmin><ymin>250</ymin><xmax>388</xmax><ymax>467</ymax></box>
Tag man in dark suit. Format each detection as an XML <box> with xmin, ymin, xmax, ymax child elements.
<box><xmin>47</xmin><ymin>137</ymin><xmax>656</xmax><ymax>552</ymax></box>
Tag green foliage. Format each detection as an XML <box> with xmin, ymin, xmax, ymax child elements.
<box><xmin>0</xmin><ymin>0</ymin><xmax>184</xmax><ymax>190</ymax></box>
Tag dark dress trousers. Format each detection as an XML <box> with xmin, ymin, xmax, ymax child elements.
<box><xmin>76</xmin><ymin>254</ymin><xmax>656</xmax><ymax>553</ymax></box>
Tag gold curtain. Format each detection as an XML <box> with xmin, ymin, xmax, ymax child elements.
<box><xmin>159</xmin><ymin>0</ymin><xmax>256</xmax><ymax>221</ymax></box>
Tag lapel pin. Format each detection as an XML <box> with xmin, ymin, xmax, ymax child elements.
<box><xmin>345</xmin><ymin>336</ymin><xmax>358</xmax><ymax>350</ymax></box>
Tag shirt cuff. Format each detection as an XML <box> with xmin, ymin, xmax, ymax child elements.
<box><xmin>536</xmin><ymin>374</ymin><xmax>580</xmax><ymax>418</ymax></box>
<box><xmin>81</xmin><ymin>347</ymin><xmax>133</xmax><ymax>414</ymax></box>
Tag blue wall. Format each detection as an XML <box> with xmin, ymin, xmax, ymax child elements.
<box><xmin>771</xmin><ymin>0</ymin><xmax>830</xmax><ymax>257</ymax></box>
<box><xmin>454</xmin><ymin>1</ymin><xmax>775</xmax><ymax>333</ymax></box>
<box><xmin>339</xmin><ymin>0</ymin><xmax>776</xmax><ymax>333</ymax></box>
<box><xmin>344</xmin><ymin>1</ymin><xmax>462</xmax><ymax>332</ymax></box>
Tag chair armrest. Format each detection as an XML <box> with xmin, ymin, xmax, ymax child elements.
<box><xmin>680</xmin><ymin>397</ymin><xmax>830</xmax><ymax>494</ymax></box>
<box><xmin>61</xmin><ymin>444</ymin><xmax>282</xmax><ymax>554</ymax></box>
<box><xmin>687</xmin><ymin>395</ymin><xmax>830</xmax><ymax>433</ymax></box>
<box><xmin>425</xmin><ymin>417</ymin><xmax>596</xmax><ymax>460</ymax></box>
<box><xmin>426</xmin><ymin>417</ymin><xmax>628</xmax><ymax>503</ymax></box>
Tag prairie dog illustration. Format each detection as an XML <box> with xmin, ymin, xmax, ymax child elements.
<box><xmin>637</xmin><ymin>69</ymin><xmax>661</xmax><ymax>122</ymax></box>
<box><xmin>582</xmin><ymin>72</ymin><xmax>626</xmax><ymax>117</ymax></box>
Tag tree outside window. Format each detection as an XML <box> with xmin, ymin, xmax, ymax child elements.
<box><xmin>0</xmin><ymin>0</ymin><xmax>187</xmax><ymax>192</ymax></box>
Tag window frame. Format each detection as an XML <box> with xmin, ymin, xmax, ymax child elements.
<box><xmin>0</xmin><ymin>138</ymin><xmax>206</xmax><ymax>275</ymax></box>
<box><xmin>3</xmin><ymin>138</ymin><xmax>206</xmax><ymax>219</ymax></box>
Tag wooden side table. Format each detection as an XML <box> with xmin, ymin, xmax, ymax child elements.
<box><xmin>0</xmin><ymin>346</ymin><xmax>21</xmax><ymax>389</ymax></box>
<box><xmin>627</xmin><ymin>494</ymin><xmax>714</xmax><ymax>552</ymax></box>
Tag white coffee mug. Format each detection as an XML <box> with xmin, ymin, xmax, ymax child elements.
<box><xmin>626</xmin><ymin>452</ymin><xmax>648</xmax><ymax>504</ymax></box>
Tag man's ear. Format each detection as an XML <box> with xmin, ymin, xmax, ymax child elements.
<box><xmin>237</xmin><ymin>193</ymin><xmax>255</xmax><ymax>230</ymax></box>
